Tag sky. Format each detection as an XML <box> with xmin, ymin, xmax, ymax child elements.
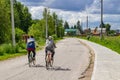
<box><xmin>17</xmin><ymin>0</ymin><xmax>120</xmax><ymax>30</ymax></box>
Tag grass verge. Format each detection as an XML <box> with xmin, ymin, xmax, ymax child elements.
<box><xmin>80</xmin><ymin>36</ymin><xmax>120</xmax><ymax>54</ymax></box>
<box><xmin>0</xmin><ymin>51</ymin><xmax>26</xmax><ymax>61</ymax></box>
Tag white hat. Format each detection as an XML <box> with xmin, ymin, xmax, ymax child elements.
<box><xmin>49</xmin><ymin>36</ymin><xmax>52</xmax><ymax>39</ymax></box>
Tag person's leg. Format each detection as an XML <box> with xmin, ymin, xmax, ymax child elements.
<box><xmin>32</xmin><ymin>50</ymin><xmax>36</xmax><ymax>60</ymax></box>
<box><xmin>28</xmin><ymin>50</ymin><xmax>31</xmax><ymax>62</ymax></box>
<box><xmin>45</xmin><ymin>48</ymin><xmax>48</xmax><ymax>67</ymax></box>
<box><xmin>51</xmin><ymin>50</ymin><xmax>55</xmax><ymax>60</ymax></box>
<box><xmin>45</xmin><ymin>48</ymin><xmax>47</xmax><ymax>60</ymax></box>
<box><xmin>28</xmin><ymin>50</ymin><xmax>31</xmax><ymax>59</ymax></box>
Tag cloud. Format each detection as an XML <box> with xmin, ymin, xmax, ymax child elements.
<box><xmin>17</xmin><ymin>0</ymin><xmax>94</xmax><ymax>12</ymax></box>
<box><xmin>104</xmin><ymin>0</ymin><xmax>120</xmax><ymax>14</ymax></box>
<box><xmin>17</xmin><ymin>0</ymin><xmax>120</xmax><ymax>14</ymax></box>
<box><xmin>29</xmin><ymin>6</ymin><xmax>120</xmax><ymax>29</ymax></box>
<box><xmin>17</xmin><ymin>0</ymin><xmax>120</xmax><ymax>29</ymax></box>
<box><xmin>29</xmin><ymin>6</ymin><xmax>45</xmax><ymax>19</ymax></box>
<box><xmin>48</xmin><ymin>0</ymin><xmax>93</xmax><ymax>11</ymax></box>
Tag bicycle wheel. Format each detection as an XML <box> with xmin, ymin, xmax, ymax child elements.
<box><xmin>32</xmin><ymin>57</ymin><xmax>36</xmax><ymax>65</ymax></box>
<box><xmin>28</xmin><ymin>53</ymin><xmax>32</xmax><ymax>67</ymax></box>
<box><xmin>46</xmin><ymin>51</ymin><xmax>52</xmax><ymax>70</ymax></box>
<box><xmin>45</xmin><ymin>54</ymin><xmax>49</xmax><ymax>69</ymax></box>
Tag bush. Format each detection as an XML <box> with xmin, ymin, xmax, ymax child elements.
<box><xmin>18</xmin><ymin>41</ymin><xmax>26</xmax><ymax>49</ymax></box>
<box><xmin>0</xmin><ymin>47</ymin><xmax>4</xmax><ymax>56</ymax></box>
<box><xmin>2</xmin><ymin>43</ymin><xmax>20</xmax><ymax>54</ymax></box>
<box><xmin>3</xmin><ymin>44</ymin><xmax>12</xmax><ymax>53</ymax></box>
<box><xmin>15</xmin><ymin>28</ymin><xmax>25</xmax><ymax>42</ymax></box>
<box><xmin>52</xmin><ymin>34</ymin><xmax>57</xmax><ymax>40</ymax></box>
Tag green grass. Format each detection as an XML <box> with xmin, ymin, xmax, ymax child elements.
<box><xmin>0</xmin><ymin>51</ymin><xmax>26</xmax><ymax>61</ymax></box>
<box><xmin>0</xmin><ymin>38</ymin><xmax>63</xmax><ymax>61</ymax></box>
<box><xmin>80</xmin><ymin>36</ymin><xmax>120</xmax><ymax>54</ymax></box>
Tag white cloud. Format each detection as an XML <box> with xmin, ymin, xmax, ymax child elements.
<box><xmin>29</xmin><ymin>6</ymin><xmax>45</xmax><ymax>19</ymax></box>
<box><xmin>27</xmin><ymin>0</ymin><xmax>120</xmax><ymax>30</ymax></box>
<box><xmin>29</xmin><ymin>6</ymin><xmax>99</xmax><ymax>27</ymax></box>
<box><xmin>42</xmin><ymin>0</ymin><xmax>55</xmax><ymax>6</ymax></box>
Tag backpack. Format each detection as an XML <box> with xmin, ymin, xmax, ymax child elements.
<box><xmin>27</xmin><ymin>41</ymin><xmax>35</xmax><ymax>49</ymax></box>
<box><xmin>46</xmin><ymin>41</ymin><xmax>53</xmax><ymax>51</ymax></box>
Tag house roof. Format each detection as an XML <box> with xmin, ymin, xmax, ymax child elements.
<box><xmin>65</xmin><ymin>29</ymin><xmax>77</xmax><ymax>32</ymax></box>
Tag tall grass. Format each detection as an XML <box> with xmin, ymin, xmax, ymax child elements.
<box><xmin>84</xmin><ymin>36</ymin><xmax>120</xmax><ymax>54</ymax></box>
<box><xmin>0</xmin><ymin>42</ymin><xmax>27</xmax><ymax>60</ymax></box>
<box><xmin>0</xmin><ymin>41</ymin><xmax>26</xmax><ymax>55</ymax></box>
<box><xmin>2</xmin><ymin>44</ymin><xmax>20</xmax><ymax>53</ymax></box>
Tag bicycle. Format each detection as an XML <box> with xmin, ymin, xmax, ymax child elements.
<box><xmin>45</xmin><ymin>50</ymin><xmax>53</xmax><ymax>70</ymax></box>
<box><xmin>28</xmin><ymin>52</ymin><xmax>36</xmax><ymax>67</ymax></box>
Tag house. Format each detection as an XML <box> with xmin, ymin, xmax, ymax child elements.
<box><xmin>116</xmin><ymin>28</ymin><xmax>120</xmax><ymax>35</ymax></box>
<box><xmin>91</xmin><ymin>27</ymin><xmax>106</xmax><ymax>35</ymax></box>
<box><xmin>65</xmin><ymin>29</ymin><xmax>81</xmax><ymax>36</ymax></box>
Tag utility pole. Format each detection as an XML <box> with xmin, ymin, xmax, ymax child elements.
<box><xmin>45</xmin><ymin>8</ymin><xmax>48</xmax><ymax>39</ymax></box>
<box><xmin>86</xmin><ymin>15</ymin><xmax>88</xmax><ymax>29</ymax></box>
<box><xmin>100</xmin><ymin>0</ymin><xmax>103</xmax><ymax>40</ymax></box>
<box><xmin>55</xmin><ymin>19</ymin><xmax>57</xmax><ymax>36</ymax></box>
<box><xmin>10</xmin><ymin>0</ymin><xmax>16</xmax><ymax>46</ymax></box>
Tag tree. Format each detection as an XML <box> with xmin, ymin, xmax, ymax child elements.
<box><xmin>0</xmin><ymin>0</ymin><xmax>11</xmax><ymax>43</ymax></box>
<box><xmin>43</xmin><ymin>8</ymin><xmax>64</xmax><ymax>38</ymax></box>
<box><xmin>28</xmin><ymin>19</ymin><xmax>45</xmax><ymax>40</ymax></box>
<box><xmin>99</xmin><ymin>22</ymin><xmax>105</xmax><ymax>28</ymax></box>
<box><xmin>73</xmin><ymin>25</ymin><xmax>77</xmax><ymax>29</ymax></box>
<box><xmin>77</xmin><ymin>20</ymin><xmax>83</xmax><ymax>34</ymax></box>
<box><xmin>15</xmin><ymin>28</ymin><xmax>25</xmax><ymax>42</ymax></box>
<box><xmin>104</xmin><ymin>23</ymin><xmax>111</xmax><ymax>35</ymax></box>
<box><xmin>71</xmin><ymin>26</ymin><xmax>74</xmax><ymax>29</ymax></box>
<box><xmin>14</xmin><ymin>1</ymin><xmax>32</xmax><ymax>33</ymax></box>
<box><xmin>64</xmin><ymin>21</ymin><xmax>69</xmax><ymax>29</ymax></box>
<box><xmin>57</xmin><ymin>19</ymin><xmax>64</xmax><ymax>38</ymax></box>
<box><xmin>99</xmin><ymin>23</ymin><xmax>111</xmax><ymax>35</ymax></box>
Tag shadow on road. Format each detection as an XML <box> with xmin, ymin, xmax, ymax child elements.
<box><xmin>29</xmin><ymin>64</ymin><xmax>45</xmax><ymax>68</ymax></box>
<box><xmin>52</xmin><ymin>66</ymin><xmax>71</xmax><ymax>71</ymax></box>
<box><xmin>27</xmin><ymin>64</ymin><xmax>71</xmax><ymax>71</ymax></box>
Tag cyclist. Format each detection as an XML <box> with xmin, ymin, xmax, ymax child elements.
<box><xmin>26</xmin><ymin>35</ymin><xmax>36</xmax><ymax>60</ymax></box>
<box><xmin>45</xmin><ymin>36</ymin><xmax>56</xmax><ymax>61</ymax></box>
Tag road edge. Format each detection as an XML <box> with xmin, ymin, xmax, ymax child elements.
<box><xmin>78</xmin><ymin>39</ymin><xmax>95</xmax><ymax>80</ymax></box>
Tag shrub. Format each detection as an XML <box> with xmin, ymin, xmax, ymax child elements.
<box><xmin>52</xmin><ymin>34</ymin><xmax>57</xmax><ymax>40</ymax></box>
<box><xmin>2</xmin><ymin>43</ymin><xmax>20</xmax><ymax>54</ymax></box>
<box><xmin>18</xmin><ymin>41</ymin><xmax>26</xmax><ymax>49</ymax></box>
<box><xmin>0</xmin><ymin>47</ymin><xmax>4</xmax><ymax>56</ymax></box>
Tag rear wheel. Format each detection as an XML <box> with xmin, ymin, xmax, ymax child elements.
<box><xmin>28</xmin><ymin>55</ymin><xmax>32</xmax><ymax>67</ymax></box>
<box><xmin>46</xmin><ymin>51</ymin><xmax>52</xmax><ymax>70</ymax></box>
<box><xmin>28</xmin><ymin>53</ymin><xmax>36</xmax><ymax>67</ymax></box>
<box><xmin>33</xmin><ymin>57</ymin><xmax>36</xmax><ymax>65</ymax></box>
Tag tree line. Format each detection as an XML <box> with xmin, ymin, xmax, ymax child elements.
<box><xmin>0</xmin><ymin>0</ymin><xmax>64</xmax><ymax>44</ymax></box>
<box><xmin>64</xmin><ymin>20</ymin><xmax>84</xmax><ymax>34</ymax></box>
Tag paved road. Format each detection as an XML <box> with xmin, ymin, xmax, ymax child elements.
<box><xmin>0</xmin><ymin>38</ymin><xmax>91</xmax><ymax>80</ymax></box>
<box><xmin>80</xmin><ymin>39</ymin><xmax>120</xmax><ymax>80</ymax></box>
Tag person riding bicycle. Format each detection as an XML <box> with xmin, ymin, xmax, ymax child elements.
<box><xmin>45</xmin><ymin>36</ymin><xmax>56</xmax><ymax>61</ymax></box>
<box><xmin>26</xmin><ymin>35</ymin><xmax>36</xmax><ymax>60</ymax></box>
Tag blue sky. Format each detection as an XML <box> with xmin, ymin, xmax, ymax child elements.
<box><xmin>17</xmin><ymin>0</ymin><xmax>120</xmax><ymax>29</ymax></box>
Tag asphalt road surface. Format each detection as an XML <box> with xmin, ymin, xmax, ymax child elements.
<box><xmin>0</xmin><ymin>38</ymin><xmax>91</xmax><ymax>80</ymax></box>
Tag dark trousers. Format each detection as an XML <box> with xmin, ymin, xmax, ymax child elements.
<box><xmin>45</xmin><ymin>48</ymin><xmax>55</xmax><ymax>60</ymax></box>
<box><xmin>27</xmin><ymin>50</ymin><xmax>36</xmax><ymax>58</ymax></box>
